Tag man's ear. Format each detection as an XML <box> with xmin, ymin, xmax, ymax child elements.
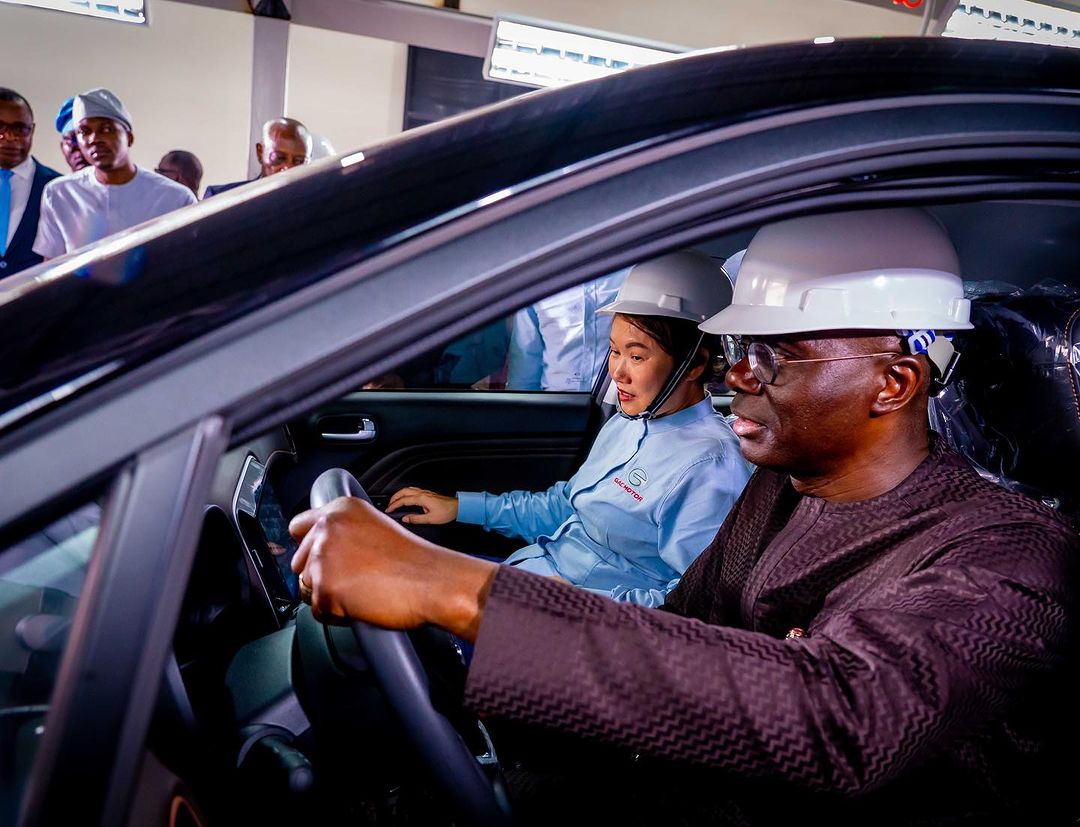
<box><xmin>870</xmin><ymin>355</ymin><xmax>928</xmax><ymax>416</ymax></box>
<box><xmin>255</xmin><ymin>142</ymin><xmax>264</xmax><ymax>165</ymax></box>
<box><xmin>126</xmin><ymin>130</ymin><xmax>134</xmax><ymax>148</ymax></box>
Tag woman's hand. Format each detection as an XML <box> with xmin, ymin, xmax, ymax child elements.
<box><xmin>387</xmin><ymin>487</ymin><xmax>459</xmax><ymax>524</ymax></box>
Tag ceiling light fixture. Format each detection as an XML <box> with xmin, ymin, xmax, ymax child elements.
<box><xmin>483</xmin><ymin>15</ymin><xmax>689</xmax><ymax>89</ymax></box>
<box><xmin>0</xmin><ymin>0</ymin><xmax>146</xmax><ymax>24</ymax></box>
<box><xmin>940</xmin><ymin>0</ymin><xmax>1080</xmax><ymax>48</ymax></box>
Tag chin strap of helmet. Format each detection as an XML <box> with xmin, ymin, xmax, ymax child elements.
<box><xmin>619</xmin><ymin>332</ymin><xmax>706</xmax><ymax>421</ymax></box>
<box><xmin>900</xmin><ymin>329</ymin><xmax>961</xmax><ymax>396</ymax></box>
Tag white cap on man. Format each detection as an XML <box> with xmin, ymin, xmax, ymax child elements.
<box><xmin>72</xmin><ymin>88</ymin><xmax>133</xmax><ymax>132</ymax></box>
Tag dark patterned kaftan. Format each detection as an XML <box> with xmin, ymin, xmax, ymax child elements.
<box><xmin>465</xmin><ymin>439</ymin><xmax>1077</xmax><ymax>823</ymax></box>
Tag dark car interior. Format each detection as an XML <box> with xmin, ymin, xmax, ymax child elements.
<box><xmin>3</xmin><ymin>196</ymin><xmax>1080</xmax><ymax>825</ymax></box>
<box><xmin>123</xmin><ymin>198</ymin><xmax>1080</xmax><ymax>822</ymax></box>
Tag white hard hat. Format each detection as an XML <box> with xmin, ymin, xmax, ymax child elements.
<box><xmin>598</xmin><ymin>250</ymin><xmax>733</xmax><ymax>323</ymax></box>
<box><xmin>700</xmin><ymin>209</ymin><xmax>972</xmax><ymax>338</ymax></box>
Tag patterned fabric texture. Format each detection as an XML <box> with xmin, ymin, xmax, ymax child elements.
<box><xmin>465</xmin><ymin>438</ymin><xmax>1078</xmax><ymax>823</ymax></box>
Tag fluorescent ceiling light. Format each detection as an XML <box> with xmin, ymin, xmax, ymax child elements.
<box><xmin>484</xmin><ymin>15</ymin><xmax>689</xmax><ymax>89</ymax></box>
<box><xmin>0</xmin><ymin>0</ymin><xmax>146</xmax><ymax>24</ymax></box>
<box><xmin>942</xmin><ymin>0</ymin><xmax>1080</xmax><ymax>48</ymax></box>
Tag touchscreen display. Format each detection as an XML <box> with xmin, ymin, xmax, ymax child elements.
<box><xmin>234</xmin><ymin>455</ymin><xmax>300</xmax><ymax>612</ymax></box>
<box><xmin>256</xmin><ymin>481</ymin><xmax>300</xmax><ymax>602</ymax></box>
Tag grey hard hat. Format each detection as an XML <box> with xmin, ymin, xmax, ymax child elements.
<box><xmin>598</xmin><ymin>249</ymin><xmax>733</xmax><ymax>322</ymax></box>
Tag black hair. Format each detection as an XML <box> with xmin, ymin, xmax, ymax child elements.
<box><xmin>0</xmin><ymin>88</ymin><xmax>33</xmax><ymax>121</ymax></box>
<box><xmin>621</xmin><ymin>313</ymin><xmax>722</xmax><ymax>381</ymax></box>
<box><xmin>160</xmin><ymin>149</ymin><xmax>203</xmax><ymax>182</ymax></box>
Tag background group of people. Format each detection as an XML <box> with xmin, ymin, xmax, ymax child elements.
<box><xmin>0</xmin><ymin>84</ymin><xmax>321</xmax><ymax>276</ymax></box>
<box><xmin>0</xmin><ymin>81</ymin><xmax>725</xmax><ymax>405</ymax></box>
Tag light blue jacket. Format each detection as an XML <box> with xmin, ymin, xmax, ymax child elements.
<box><xmin>457</xmin><ymin>396</ymin><xmax>751</xmax><ymax>606</ymax></box>
<box><xmin>506</xmin><ymin>270</ymin><xmax>628</xmax><ymax>391</ymax></box>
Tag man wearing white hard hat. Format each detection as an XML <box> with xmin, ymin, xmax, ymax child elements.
<box><xmin>34</xmin><ymin>88</ymin><xmax>195</xmax><ymax>259</ymax></box>
<box><xmin>289</xmin><ymin>209</ymin><xmax>1075</xmax><ymax>823</ymax></box>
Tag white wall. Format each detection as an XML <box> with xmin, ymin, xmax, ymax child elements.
<box><xmin>285</xmin><ymin>24</ymin><xmax>407</xmax><ymax>157</ymax></box>
<box><xmin>0</xmin><ymin>0</ymin><xmax>254</xmax><ymax>194</ymax></box>
<box><xmin>1</xmin><ymin>0</ymin><xmax>919</xmax><ymax>198</ymax></box>
<box><xmin>0</xmin><ymin>0</ymin><xmax>410</xmax><ymax>195</ymax></box>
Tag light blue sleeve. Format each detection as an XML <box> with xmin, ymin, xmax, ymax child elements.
<box><xmin>608</xmin><ymin>451</ymin><xmax>752</xmax><ymax>607</ymax></box>
<box><xmin>506</xmin><ymin>305</ymin><xmax>543</xmax><ymax>391</ymax></box>
<box><xmin>456</xmin><ymin>478</ymin><xmax>576</xmax><ymax>544</ymax></box>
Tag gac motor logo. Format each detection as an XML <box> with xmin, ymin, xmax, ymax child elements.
<box><xmin>627</xmin><ymin>468</ymin><xmax>648</xmax><ymax>487</ymax></box>
<box><xmin>613</xmin><ymin>476</ymin><xmax>645</xmax><ymax>502</ymax></box>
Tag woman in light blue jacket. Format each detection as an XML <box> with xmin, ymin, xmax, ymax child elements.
<box><xmin>388</xmin><ymin>251</ymin><xmax>751</xmax><ymax>607</ymax></box>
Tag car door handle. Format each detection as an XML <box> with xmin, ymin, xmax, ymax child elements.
<box><xmin>320</xmin><ymin>417</ymin><xmax>377</xmax><ymax>442</ymax></box>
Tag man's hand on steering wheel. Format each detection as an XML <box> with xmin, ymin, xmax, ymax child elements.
<box><xmin>291</xmin><ymin>472</ymin><xmax>513</xmax><ymax>825</ymax></box>
<box><xmin>289</xmin><ymin>496</ymin><xmax>496</xmax><ymax>642</ymax></box>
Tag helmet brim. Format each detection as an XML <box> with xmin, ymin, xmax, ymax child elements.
<box><xmin>699</xmin><ymin>303</ymin><xmax>974</xmax><ymax>335</ymax></box>
<box><xmin>598</xmin><ymin>298</ymin><xmax>708</xmax><ymax>322</ymax></box>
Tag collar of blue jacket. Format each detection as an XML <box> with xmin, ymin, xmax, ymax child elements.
<box><xmin>627</xmin><ymin>393</ymin><xmax>718</xmax><ymax>434</ymax></box>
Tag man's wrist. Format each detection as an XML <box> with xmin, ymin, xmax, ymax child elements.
<box><xmin>426</xmin><ymin>552</ymin><xmax>497</xmax><ymax>643</ymax></box>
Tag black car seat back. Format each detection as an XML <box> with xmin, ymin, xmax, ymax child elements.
<box><xmin>932</xmin><ymin>287</ymin><xmax>1080</xmax><ymax>521</ymax></box>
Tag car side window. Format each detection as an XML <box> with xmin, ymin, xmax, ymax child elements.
<box><xmin>363</xmin><ymin>270</ymin><xmax>630</xmax><ymax>392</ymax></box>
<box><xmin>0</xmin><ymin>496</ymin><xmax>105</xmax><ymax>824</ymax></box>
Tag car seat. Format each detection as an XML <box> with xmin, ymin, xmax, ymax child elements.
<box><xmin>931</xmin><ymin>286</ymin><xmax>1080</xmax><ymax>521</ymax></box>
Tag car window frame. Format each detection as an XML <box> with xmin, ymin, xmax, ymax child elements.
<box><xmin>17</xmin><ymin>417</ymin><xmax>228</xmax><ymax>827</ymax></box>
<box><xmin>5</xmin><ymin>91</ymin><xmax>1080</xmax><ymax>538</ymax></box>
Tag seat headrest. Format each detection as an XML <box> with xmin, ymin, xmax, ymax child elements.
<box><xmin>931</xmin><ymin>288</ymin><xmax>1080</xmax><ymax>519</ymax></box>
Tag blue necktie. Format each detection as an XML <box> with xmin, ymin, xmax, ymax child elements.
<box><xmin>0</xmin><ymin>168</ymin><xmax>12</xmax><ymax>257</ymax></box>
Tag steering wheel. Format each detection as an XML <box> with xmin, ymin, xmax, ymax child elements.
<box><xmin>310</xmin><ymin>469</ymin><xmax>512</xmax><ymax>826</ymax></box>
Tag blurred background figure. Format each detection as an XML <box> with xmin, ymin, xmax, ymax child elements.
<box><xmin>308</xmin><ymin>132</ymin><xmax>336</xmax><ymax>161</ymax></box>
<box><xmin>721</xmin><ymin>249</ymin><xmax>744</xmax><ymax>283</ymax></box>
<box><xmin>155</xmin><ymin>149</ymin><xmax>203</xmax><ymax>197</ymax></box>
<box><xmin>54</xmin><ymin>96</ymin><xmax>88</xmax><ymax>173</ymax></box>
<box><xmin>0</xmin><ymin>87</ymin><xmax>61</xmax><ymax>277</ymax></box>
<box><xmin>203</xmin><ymin>116</ymin><xmax>312</xmax><ymax>197</ymax></box>
<box><xmin>507</xmin><ymin>270</ymin><xmax>629</xmax><ymax>391</ymax></box>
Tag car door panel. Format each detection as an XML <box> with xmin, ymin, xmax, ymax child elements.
<box><xmin>286</xmin><ymin>391</ymin><xmax>593</xmax><ymax>555</ymax></box>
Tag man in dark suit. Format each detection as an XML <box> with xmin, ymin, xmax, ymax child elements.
<box><xmin>203</xmin><ymin>117</ymin><xmax>311</xmax><ymax>198</ymax></box>
<box><xmin>0</xmin><ymin>88</ymin><xmax>61</xmax><ymax>278</ymax></box>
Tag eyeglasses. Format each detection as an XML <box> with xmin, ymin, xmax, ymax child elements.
<box><xmin>0</xmin><ymin>121</ymin><xmax>33</xmax><ymax>139</ymax></box>
<box><xmin>721</xmin><ymin>335</ymin><xmax>900</xmax><ymax>385</ymax></box>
